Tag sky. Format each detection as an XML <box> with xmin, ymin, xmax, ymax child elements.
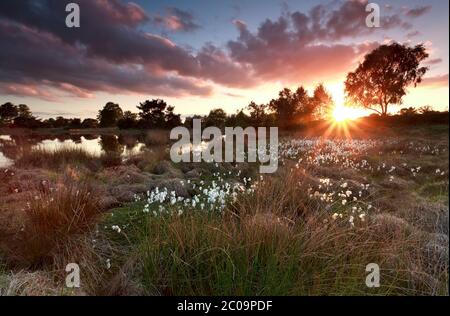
<box><xmin>0</xmin><ymin>0</ymin><xmax>448</xmax><ymax>119</ymax></box>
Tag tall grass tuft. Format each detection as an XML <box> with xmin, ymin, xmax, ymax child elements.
<box><xmin>3</xmin><ymin>182</ymin><xmax>101</xmax><ymax>268</ymax></box>
<box><xmin>15</xmin><ymin>147</ymin><xmax>95</xmax><ymax>169</ymax></box>
<box><xmin>14</xmin><ymin>146</ymin><xmax>123</xmax><ymax>170</ymax></box>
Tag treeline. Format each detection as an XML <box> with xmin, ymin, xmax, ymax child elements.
<box><xmin>363</xmin><ymin>106</ymin><xmax>449</xmax><ymax>125</ymax></box>
<box><xmin>0</xmin><ymin>84</ymin><xmax>334</xmax><ymax>130</ymax></box>
<box><xmin>0</xmin><ymin>84</ymin><xmax>448</xmax><ymax>130</ymax></box>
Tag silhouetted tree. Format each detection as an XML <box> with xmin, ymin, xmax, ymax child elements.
<box><xmin>0</xmin><ymin>102</ymin><xmax>19</xmax><ymax>124</ymax></box>
<box><xmin>17</xmin><ymin>104</ymin><xmax>32</xmax><ymax>119</ymax></box>
<box><xmin>269</xmin><ymin>86</ymin><xmax>312</xmax><ymax>128</ymax></box>
<box><xmin>98</xmin><ymin>102</ymin><xmax>123</xmax><ymax>127</ymax></box>
<box><xmin>14</xmin><ymin>116</ymin><xmax>41</xmax><ymax>128</ymax></box>
<box><xmin>81</xmin><ymin>118</ymin><xmax>99</xmax><ymax>128</ymax></box>
<box><xmin>227</xmin><ymin>110</ymin><xmax>250</xmax><ymax>127</ymax></box>
<box><xmin>54</xmin><ymin>116</ymin><xmax>69</xmax><ymax>128</ymax></box>
<box><xmin>345</xmin><ymin>43</ymin><xmax>429</xmax><ymax>116</ymax></box>
<box><xmin>311</xmin><ymin>84</ymin><xmax>334</xmax><ymax>119</ymax></box>
<box><xmin>184</xmin><ymin>115</ymin><xmax>204</xmax><ymax>129</ymax></box>
<box><xmin>399</xmin><ymin>107</ymin><xmax>417</xmax><ymax>116</ymax></box>
<box><xmin>43</xmin><ymin>118</ymin><xmax>56</xmax><ymax>128</ymax></box>
<box><xmin>118</xmin><ymin>111</ymin><xmax>138</xmax><ymax>129</ymax></box>
<box><xmin>247</xmin><ymin>101</ymin><xmax>267</xmax><ymax>126</ymax></box>
<box><xmin>69</xmin><ymin>118</ymin><xmax>82</xmax><ymax>128</ymax></box>
<box><xmin>204</xmin><ymin>108</ymin><xmax>228</xmax><ymax>128</ymax></box>
<box><xmin>165</xmin><ymin>106</ymin><xmax>182</xmax><ymax>128</ymax></box>
<box><xmin>418</xmin><ymin>105</ymin><xmax>434</xmax><ymax>114</ymax></box>
<box><xmin>137</xmin><ymin>99</ymin><xmax>167</xmax><ymax>128</ymax></box>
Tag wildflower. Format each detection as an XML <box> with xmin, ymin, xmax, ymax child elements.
<box><xmin>349</xmin><ymin>216</ymin><xmax>354</xmax><ymax>227</ymax></box>
<box><xmin>111</xmin><ymin>225</ymin><xmax>121</xmax><ymax>233</ymax></box>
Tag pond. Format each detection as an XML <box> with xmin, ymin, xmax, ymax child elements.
<box><xmin>0</xmin><ymin>133</ymin><xmax>149</xmax><ymax>168</ymax></box>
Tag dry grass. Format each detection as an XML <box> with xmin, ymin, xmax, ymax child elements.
<box><xmin>100</xmin><ymin>168</ymin><xmax>447</xmax><ymax>296</ymax></box>
<box><xmin>127</xmin><ymin>147</ymin><xmax>169</xmax><ymax>172</ymax></box>
<box><xmin>0</xmin><ymin>125</ymin><xmax>447</xmax><ymax>296</ymax></box>
<box><xmin>14</xmin><ymin>146</ymin><xmax>123</xmax><ymax>170</ymax></box>
<box><xmin>15</xmin><ymin>147</ymin><xmax>95</xmax><ymax>169</ymax></box>
<box><xmin>1</xmin><ymin>182</ymin><xmax>101</xmax><ymax>268</ymax></box>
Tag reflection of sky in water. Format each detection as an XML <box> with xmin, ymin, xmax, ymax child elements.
<box><xmin>34</xmin><ymin>137</ymin><xmax>105</xmax><ymax>156</ymax></box>
<box><xmin>32</xmin><ymin>137</ymin><xmax>146</xmax><ymax>156</ymax></box>
<box><xmin>0</xmin><ymin>135</ymin><xmax>12</xmax><ymax>141</ymax></box>
<box><xmin>0</xmin><ymin>135</ymin><xmax>13</xmax><ymax>168</ymax></box>
<box><xmin>0</xmin><ymin>134</ymin><xmax>210</xmax><ymax>168</ymax></box>
<box><xmin>0</xmin><ymin>135</ymin><xmax>147</xmax><ymax>168</ymax></box>
<box><xmin>0</xmin><ymin>152</ymin><xmax>13</xmax><ymax>168</ymax></box>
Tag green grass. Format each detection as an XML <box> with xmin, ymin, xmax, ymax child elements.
<box><xmin>100</xmin><ymin>167</ymin><xmax>442</xmax><ymax>296</ymax></box>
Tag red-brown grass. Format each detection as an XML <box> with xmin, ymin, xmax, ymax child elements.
<box><xmin>2</xmin><ymin>182</ymin><xmax>101</xmax><ymax>268</ymax></box>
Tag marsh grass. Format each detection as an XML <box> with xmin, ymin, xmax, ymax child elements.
<box><xmin>1</xmin><ymin>125</ymin><xmax>448</xmax><ymax>296</ymax></box>
<box><xmin>129</xmin><ymin>147</ymin><xmax>169</xmax><ymax>172</ymax></box>
<box><xmin>101</xmin><ymin>168</ymin><xmax>446</xmax><ymax>296</ymax></box>
<box><xmin>2</xmin><ymin>182</ymin><xmax>101</xmax><ymax>268</ymax></box>
<box><xmin>14</xmin><ymin>146</ymin><xmax>122</xmax><ymax>170</ymax></box>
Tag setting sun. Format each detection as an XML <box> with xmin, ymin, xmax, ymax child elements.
<box><xmin>332</xmin><ymin>105</ymin><xmax>361</xmax><ymax>122</ymax></box>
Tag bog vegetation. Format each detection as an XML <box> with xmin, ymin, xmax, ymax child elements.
<box><xmin>0</xmin><ymin>42</ymin><xmax>448</xmax><ymax>296</ymax></box>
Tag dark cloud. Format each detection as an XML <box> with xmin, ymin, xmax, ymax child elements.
<box><xmin>405</xmin><ymin>5</ymin><xmax>432</xmax><ymax>18</ymax></box>
<box><xmin>406</xmin><ymin>31</ymin><xmax>421</xmax><ymax>38</ymax></box>
<box><xmin>0</xmin><ymin>19</ymin><xmax>211</xmax><ymax>99</ymax></box>
<box><xmin>0</xmin><ymin>0</ymin><xmax>248</xmax><ymax>98</ymax></box>
<box><xmin>0</xmin><ymin>0</ymin><xmax>436</xmax><ymax>101</ymax></box>
<box><xmin>152</xmin><ymin>7</ymin><xmax>201</xmax><ymax>32</ymax></box>
<box><xmin>289</xmin><ymin>0</ymin><xmax>412</xmax><ymax>43</ymax></box>
<box><xmin>226</xmin><ymin>0</ymin><xmax>416</xmax><ymax>85</ymax></box>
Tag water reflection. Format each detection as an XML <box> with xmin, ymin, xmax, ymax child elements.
<box><xmin>0</xmin><ymin>133</ymin><xmax>148</xmax><ymax>168</ymax></box>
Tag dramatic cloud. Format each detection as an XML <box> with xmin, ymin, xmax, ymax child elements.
<box><xmin>0</xmin><ymin>0</ymin><xmax>438</xmax><ymax>101</ymax></box>
<box><xmin>226</xmin><ymin>0</ymin><xmax>417</xmax><ymax>85</ymax></box>
<box><xmin>152</xmin><ymin>7</ymin><xmax>201</xmax><ymax>32</ymax></box>
<box><xmin>0</xmin><ymin>19</ymin><xmax>211</xmax><ymax>99</ymax></box>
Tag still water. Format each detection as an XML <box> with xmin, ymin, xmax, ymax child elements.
<box><xmin>0</xmin><ymin>134</ymin><xmax>148</xmax><ymax>168</ymax></box>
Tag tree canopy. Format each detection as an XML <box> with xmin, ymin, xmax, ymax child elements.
<box><xmin>98</xmin><ymin>102</ymin><xmax>124</xmax><ymax>127</ymax></box>
<box><xmin>345</xmin><ymin>42</ymin><xmax>429</xmax><ymax>116</ymax></box>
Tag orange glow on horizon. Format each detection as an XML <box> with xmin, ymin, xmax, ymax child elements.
<box><xmin>332</xmin><ymin>105</ymin><xmax>364</xmax><ymax>122</ymax></box>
